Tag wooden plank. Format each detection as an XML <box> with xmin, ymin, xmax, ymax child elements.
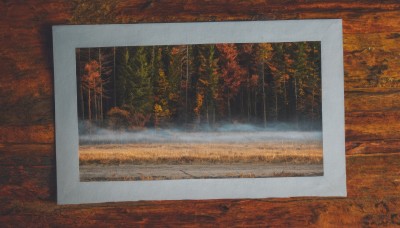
<box><xmin>346</xmin><ymin>140</ymin><xmax>400</xmax><ymax>155</ymax></box>
<box><xmin>346</xmin><ymin>111</ymin><xmax>400</xmax><ymax>141</ymax></box>
<box><xmin>343</xmin><ymin>34</ymin><xmax>400</xmax><ymax>89</ymax></box>
<box><xmin>0</xmin><ymin>125</ymin><xmax>54</xmax><ymax>144</ymax></box>
<box><xmin>1</xmin><ymin>192</ymin><xmax>400</xmax><ymax>227</ymax></box>
<box><xmin>345</xmin><ymin>89</ymin><xmax>400</xmax><ymax>112</ymax></box>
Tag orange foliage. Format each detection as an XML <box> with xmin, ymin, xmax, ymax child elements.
<box><xmin>250</xmin><ymin>74</ymin><xmax>259</xmax><ymax>87</ymax></box>
<box><xmin>194</xmin><ymin>93</ymin><xmax>204</xmax><ymax>115</ymax></box>
<box><xmin>83</xmin><ymin>60</ymin><xmax>101</xmax><ymax>87</ymax></box>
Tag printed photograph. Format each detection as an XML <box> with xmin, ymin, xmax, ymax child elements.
<box><xmin>76</xmin><ymin>42</ymin><xmax>323</xmax><ymax>181</ymax></box>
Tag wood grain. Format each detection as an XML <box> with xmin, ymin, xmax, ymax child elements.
<box><xmin>1</xmin><ymin>0</ymin><xmax>400</xmax><ymax>226</ymax></box>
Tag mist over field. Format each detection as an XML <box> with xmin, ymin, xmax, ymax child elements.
<box><xmin>79</xmin><ymin>123</ymin><xmax>322</xmax><ymax>145</ymax></box>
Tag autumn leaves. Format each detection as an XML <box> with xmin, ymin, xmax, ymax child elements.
<box><xmin>76</xmin><ymin>42</ymin><xmax>322</xmax><ymax>131</ymax></box>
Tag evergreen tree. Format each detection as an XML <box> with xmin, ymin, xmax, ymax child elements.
<box><xmin>153</xmin><ymin>47</ymin><xmax>171</xmax><ymax>127</ymax></box>
<box><xmin>130</xmin><ymin>47</ymin><xmax>153</xmax><ymax>114</ymax></box>
<box><xmin>194</xmin><ymin>45</ymin><xmax>220</xmax><ymax>126</ymax></box>
<box><xmin>115</xmin><ymin>47</ymin><xmax>153</xmax><ymax>128</ymax></box>
<box><xmin>77</xmin><ymin>42</ymin><xmax>322</xmax><ymax>131</ymax></box>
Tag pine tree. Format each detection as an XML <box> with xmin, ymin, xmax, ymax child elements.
<box><xmin>130</xmin><ymin>47</ymin><xmax>153</xmax><ymax>114</ymax></box>
<box><xmin>153</xmin><ymin>47</ymin><xmax>171</xmax><ymax>127</ymax></box>
<box><xmin>195</xmin><ymin>45</ymin><xmax>220</xmax><ymax>126</ymax></box>
<box><xmin>306</xmin><ymin>42</ymin><xmax>322</xmax><ymax>128</ymax></box>
<box><xmin>115</xmin><ymin>47</ymin><xmax>153</xmax><ymax>128</ymax></box>
<box><xmin>115</xmin><ymin>47</ymin><xmax>130</xmax><ymax>107</ymax></box>
<box><xmin>291</xmin><ymin>42</ymin><xmax>308</xmax><ymax>127</ymax></box>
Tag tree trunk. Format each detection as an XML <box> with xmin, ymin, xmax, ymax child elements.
<box><xmin>88</xmin><ymin>88</ymin><xmax>91</xmax><ymax>122</ymax></box>
<box><xmin>275</xmin><ymin>86</ymin><xmax>278</xmax><ymax>121</ymax></box>
<box><xmin>94</xmin><ymin>77</ymin><xmax>97</xmax><ymax>121</ymax></box>
<box><xmin>227</xmin><ymin>90</ymin><xmax>231</xmax><ymax>121</ymax></box>
<box><xmin>254</xmin><ymin>90</ymin><xmax>257</xmax><ymax>121</ymax></box>
<box><xmin>294</xmin><ymin>77</ymin><xmax>299</xmax><ymax>128</ymax></box>
<box><xmin>80</xmin><ymin>81</ymin><xmax>85</xmax><ymax>120</ymax></box>
<box><xmin>240</xmin><ymin>88</ymin><xmax>244</xmax><ymax>116</ymax></box>
<box><xmin>206</xmin><ymin>101</ymin><xmax>209</xmax><ymax>126</ymax></box>
<box><xmin>99</xmin><ymin>48</ymin><xmax>103</xmax><ymax>122</ymax></box>
<box><xmin>311</xmin><ymin>88</ymin><xmax>315</xmax><ymax>126</ymax></box>
<box><xmin>262</xmin><ymin>59</ymin><xmax>267</xmax><ymax>128</ymax></box>
<box><xmin>247</xmin><ymin>77</ymin><xmax>251</xmax><ymax>122</ymax></box>
<box><xmin>283</xmin><ymin>74</ymin><xmax>287</xmax><ymax>121</ymax></box>
<box><xmin>78</xmin><ymin>49</ymin><xmax>85</xmax><ymax>120</ymax></box>
<box><xmin>113</xmin><ymin>47</ymin><xmax>116</xmax><ymax>107</ymax></box>
<box><xmin>88</xmin><ymin>48</ymin><xmax>92</xmax><ymax>123</ymax></box>
<box><xmin>212</xmin><ymin>105</ymin><xmax>216</xmax><ymax>127</ymax></box>
<box><xmin>186</xmin><ymin>45</ymin><xmax>189</xmax><ymax>125</ymax></box>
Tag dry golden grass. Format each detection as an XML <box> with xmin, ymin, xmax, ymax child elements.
<box><xmin>79</xmin><ymin>141</ymin><xmax>323</xmax><ymax>165</ymax></box>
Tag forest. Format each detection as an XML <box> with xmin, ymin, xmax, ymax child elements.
<box><xmin>76</xmin><ymin>42</ymin><xmax>322</xmax><ymax>133</ymax></box>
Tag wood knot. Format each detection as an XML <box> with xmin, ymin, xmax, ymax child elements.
<box><xmin>219</xmin><ymin>204</ymin><xmax>230</xmax><ymax>213</ymax></box>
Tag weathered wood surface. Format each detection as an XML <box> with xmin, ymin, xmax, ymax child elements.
<box><xmin>1</xmin><ymin>0</ymin><xmax>400</xmax><ymax>226</ymax></box>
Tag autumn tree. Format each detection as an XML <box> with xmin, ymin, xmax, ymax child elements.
<box><xmin>76</xmin><ymin>49</ymin><xmax>85</xmax><ymax>120</ymax></box>
<box><xmin>80</xmin><ymin>59</ymin><xmax>106</xmax><ymax>125</ymax></box>
<box><xmin>180</xmin><ymin>45</ymin><xmax>192</xmax><ymax>125</ymax></box>
<box><xmin>153</xmin><ymin>47</ymin><xmax>171</xmax><ymax>127</ymax></box>
<box><xmin>167</xmin><ymin>46</ymin><xmax>186</xmax><ymax>122</ymax></box>
<box><xmin>255</xmin><ymin>43</ymin><xmax>273</xmax><ymax>128</ymax></box>
<box><xmin>305</xmin><ymin>42</ymin><xmax>322</xmax><ymax>128</ymax></box>
<box><xmin>268</xmin><ymin>43</ymin><xmax>289</xmax><ymax>122</ymax></box>
<box><xmin>236</xmin><ymin>43</ymin><xmax>257</xmax><ymax>122</ymax></box>
<box><xmin>193</xmin><ymin>45</ymin><xmax>220</xmax><ymax>126</ymax></box>
<box><xmin>77</xmin><ymin>42</ymin><xmax>322</xmax><ymax>131</ymax></box>
<box><xmin>216</xmin><ymin>44</ymin><xmax>245</xmax><ymax>121</ymax></box>
<box><xmin>288</xmin><ymin>42</ymin><xmax>308</xmax><ymax>127</ymax></box>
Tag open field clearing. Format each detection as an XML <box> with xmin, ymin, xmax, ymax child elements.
<box><xmin>80</xmin><ymin>141</ymin><xmax>323</xmax><ymax>165</ymax></box>
<box><xmin>79</xmin><ymin>139</ymin><xmax>323</xmax><ymax>181</ymax></box>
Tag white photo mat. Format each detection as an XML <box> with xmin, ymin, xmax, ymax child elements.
<box><xmin>53</xmin><ymin>20</ymin><xmax>346</xmax><ymax>204</ymax></box>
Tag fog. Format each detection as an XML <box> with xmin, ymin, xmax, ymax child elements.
<box><xmin>79</xmin><ymin>123</ymin><xmax>322</xmax><ymax>145</ymax></box>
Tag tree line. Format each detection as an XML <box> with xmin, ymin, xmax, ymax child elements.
<box><xmin>76</xmin><ymin>42</ymin><xmax>322</xmax><ymax>131</ymax></box>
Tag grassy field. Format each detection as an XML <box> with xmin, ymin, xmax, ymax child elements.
<box><xmin>79</xmin><ymin>141</ymin><xmax>323</xmax><ymax>165</ymax></box>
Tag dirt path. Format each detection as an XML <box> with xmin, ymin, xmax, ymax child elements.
<box><xmin>80</xmin><ymin>163</ymin><xmax>323</xmax><ymax>181</ymax></box>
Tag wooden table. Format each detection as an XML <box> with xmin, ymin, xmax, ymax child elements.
<box><xmin>1</xmin><ymin>1</ymin><xmax>399</xmax><ymax>226</ymax></box>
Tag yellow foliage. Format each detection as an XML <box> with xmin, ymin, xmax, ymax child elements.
<box><xmin>154</xmin><ymin>104</ymin><xmax>163</xmax><ymax>114</ymax></box>
<box><xmin>168</xmin><ymin>93</ymin><xmax>179</xmax><ymax>101</ymax></box>
<box><xmin>194</xmin><ymin>93</ymin><xmax>204</xmax><ymax>115</ymax></box>
<box><xmin>198</xmin><ymin>78</ymin><xmax>209</xmax><ymax>86</ymax></box>
<box><xmin>154</xmin><ymin>103</ymin><xmax>170</xmax><ymax>118</ymax></box>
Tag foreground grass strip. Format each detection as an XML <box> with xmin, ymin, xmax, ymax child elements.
<box><xmin>79</xmin><ymin>142</ymin><xmax>323</xmax><ymax>165</ymax></box>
